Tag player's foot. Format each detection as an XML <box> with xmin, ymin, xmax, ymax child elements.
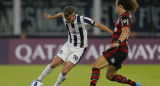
<box><xmin>54</xmin><ymin>83</ymin><xmax>59</xmax><ymax>86</ymax></box>
<box><xmin>54</xmin><ymin>81</ymin><xmax>65</xmax><ymax>86</ymax></box>
<box><xmin>54</xmin><ymin>77</ymin><xmax>66</xmax><ymax>86</ymax></box>
<box><xmin>135</xmin><ymin>82</ymin><xmax>142</xmax><ymax>86</ymax></box>
<box><xmin>30</xmin><ymin>79</ymin><xmax>41</xmax><ymax>86</ymax></box>
<box><xmin>34</xmin><ymin>79</ymin><xmax>40</xmax><ymax>82</ymax></box>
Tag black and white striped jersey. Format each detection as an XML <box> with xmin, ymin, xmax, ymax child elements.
<box><xmin>63</xmin><ymin>14</ymin><xmax>95</xmax><ymax>48</ymax></box>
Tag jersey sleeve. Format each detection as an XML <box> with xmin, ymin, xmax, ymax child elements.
<box><xmin>61</xmin><ymin>13</ymin><xmax>67</xmax><ymax>24</ymax></box>
<box><xmin>120</xmin><ymin>15</ymin><xmax>131</xmax><ymax>28</ymax></box>
<box><xmin>83</xmin><ymin>17</ymin><xmax>95</xmax><ymax>26</ymax></box>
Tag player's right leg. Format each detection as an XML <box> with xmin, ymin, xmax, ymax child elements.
<box><xmin>135</xmin><ymin>82</ymin><xmax>142</xmax><ymax>86</ymax></box>
<box><xmin>107</xmin><ymin>65</ymin><xmax>142</xmax><ymax>86</ymax></box>
<box><xmin>37</xmin><ymin>56</ymin><xmax>64</xmax><ymax>82</ymax></box>
<box><xmin>104</xmin><ymin>49</ymin><xmax>142</xmax><ymax>86</ymax></box>
<box><xmin>37</xmin><ymin>42</ymin><xmax>69</xmax><ymax>82</ymax></box>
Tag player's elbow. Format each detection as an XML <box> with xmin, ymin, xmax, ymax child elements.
<box><xmin>94</xmin><ymin>22</ymin><xmax>101</xmax><ymax>28</ymax></box>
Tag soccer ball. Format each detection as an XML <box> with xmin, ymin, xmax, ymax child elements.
<box><xmin>30</xmin><ymin>81</ymin><xmax>44</xmax><ymax>86</ymax></box>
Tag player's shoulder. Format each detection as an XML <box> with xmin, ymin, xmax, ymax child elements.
<box><xmin>122</xmin><ymin>11</ymin><xmax>131</xmax><ymax>17</ymax></box>
<box><xmin>76</xmin><ymin>14</ymin><xmax>84</xmax><ymax>18</ymax></box>
<box><xmin>76</xmin><ymin>14</ymin><xmax>86</xmax><ymax>20</ymax></box>
<box><xmin>121</xmin><ymin>11</ymin><xmax>132</xmax><ymax>20</ymax></box>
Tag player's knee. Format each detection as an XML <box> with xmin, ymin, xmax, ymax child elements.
<box><xmin>92</xmin><ymin>63</ymin><xmax>97</xmax><ymax>68</ymax></box>
<box><xmin>92</xmin><ymin>62</ymin><xmax>100</xmax><ymax>69</ymax></box>
<box><xmin>49</xmin><ymin>63</ymin><xmax>57</xmax><ymax>68</ymax></box>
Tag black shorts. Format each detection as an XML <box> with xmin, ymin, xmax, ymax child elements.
<box><xmin>103</xmin><ymin>48</ymin><xmax>128</xmax><ymax>69</ymax></box>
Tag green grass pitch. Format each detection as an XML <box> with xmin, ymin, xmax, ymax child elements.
<box><xmin>0</xmin><ymin>64</ymin><xmax>160</xmax><ymax>86</ymax></box>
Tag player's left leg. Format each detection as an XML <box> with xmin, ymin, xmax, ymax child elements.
<box><xmin>106</xmin><ymin>65</ymin><xmax>141</xmax><ymax>86</ymax></box>
<box><xmin>54</xmin><ymin>61</ymin><xmax>74</xmax><ymax>86</ymax></box>
<box><xmin>90</xmin><ymin>55</ymin><xmax>109</xmax><ymax>86</ymax></box>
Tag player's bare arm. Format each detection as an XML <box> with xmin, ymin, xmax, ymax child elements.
<box><xmin>94</xmin><ymin>22</ymin><xmax>113</xmax><ymax>35</ymax></box>
<box><xmin>111</xmin><ymin>27</ymin><xmax>129</xmax><ymax>48</ymax></box>
<box><xmin>44</xmin><ymin>12</ymin><xmax>63</xmax><ymax>19</ymax></box>
<box><xmin>118</xmin><ymin>27</ymin><xmax>130</xmax><ymax>42</ymax></box>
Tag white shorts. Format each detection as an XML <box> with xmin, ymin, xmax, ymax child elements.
<box><xmin>57</xmin><ymin>42</ymin><xmax>87</xmax><ymax>65</ymax></box>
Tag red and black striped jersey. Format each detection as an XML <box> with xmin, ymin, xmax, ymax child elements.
<box><xmin>112</xmin><ymin>11</ymin><xmax>132</xmax><ymax>53</ymax></box>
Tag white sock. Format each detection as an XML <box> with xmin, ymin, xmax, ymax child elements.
<box><xmin>38</xmin><ymin>64</ymin><xmax>53</xmax><ymax>81</ymax></box>
<box><xmin>54</xmin><ymin>73</ymin><xmax>67</xmax><ymax>86</ymax></box>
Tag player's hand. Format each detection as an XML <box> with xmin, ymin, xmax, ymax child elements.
<box><xmin>110</xmin><ymin>42</ymin><xmax>120</xmax><ymax>48</ymax></box>
<box><xmin>44</xmin><ymin>13</ymin><xmax>53</xmax><ymax>19</ymax></box>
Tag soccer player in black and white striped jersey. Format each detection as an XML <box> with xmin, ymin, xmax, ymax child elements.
<box><xmin>34</xmin><ymin>6</ymin><xmax>113</xmax><ymax>86</ymax></box>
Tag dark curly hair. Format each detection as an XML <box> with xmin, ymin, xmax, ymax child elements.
<box><xmin>117</xmin><ymin>0</ymin><xmax>139</xmax><ymax>13</ymax></box>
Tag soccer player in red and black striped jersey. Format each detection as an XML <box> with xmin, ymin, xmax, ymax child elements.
<box><xmin>90</xmin><ymin>0</ymin><xmax>141</xmax><ymax>86</ymax></box>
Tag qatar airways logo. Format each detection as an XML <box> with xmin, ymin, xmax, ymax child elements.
<box><xmin>15</xmin><ymin>44</ymin><xmax>62</xmax><ymax>63</ymax></box>
<box><xmin>14</xmin><ymin>43</ymin><xmax>160</xmax><ymax>64</ymax></box>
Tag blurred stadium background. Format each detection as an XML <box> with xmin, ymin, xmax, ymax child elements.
<box><xmin>0</xmin><ymin>0</ymin><xmax>160</xmax><ymax>86</ymax></box>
